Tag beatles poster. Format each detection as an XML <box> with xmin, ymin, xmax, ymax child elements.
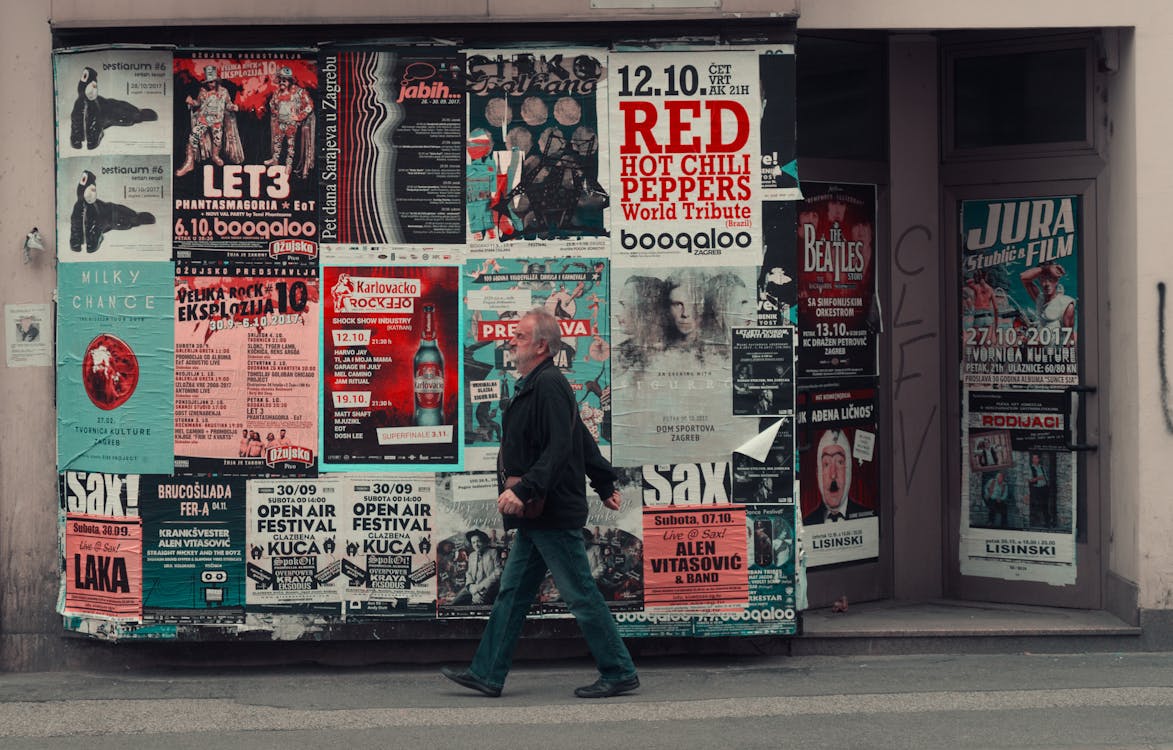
<box><xmin>60</xmin><ymin>471</ymin><xmax>143</xmax><ymax>620</ymax></box>
<box><xmin>465</xmin><ymin>48</ymin><xmax>609</xmax><ymax>251</ymax></box>
<box><xmin>172</xmin><ymin>50</ymin><xmax>319</xmax><ymax>261</ymax></box>
<box><xmin>245</xmin><ymin>478</ymin><xmax>345</xmax><ymax>611</ymax></box>
<box><xmin>961</xmin><ymin>389</ymin><xmax>1076</xmax><ymax>585</ymax></box>
<box><xmin>321</xmin><ymin>265</ymin><xmax>462</xmax><ymax>470</ymax></box>
<box><xmin>611</xmin><ymin>264</ymin><xmax>759</xmax><ymax>465</ymax></box>
<box><xmin>174</xmin><ymin>262</ymin><xmax>319</xmax><ymax>475</ymax></box>
<box><xmin>732</xmin><ymin>327</ymin><xmax>795</xmax><ymax>416</ymax></box>
<box><xmin>319</xmin><ymin>45</ymin><xmax>464</xmax><ymax>248</ymax></box>
<box><xmin>798</xmin><ymin>385</ymin><xmax>879</xmax><ymax>567</ymax></box>
<box><xmin>463</xmin><ymin>256</ymin><xmax>610</xmax><ymax>472</ymax></box>
<box><xmin>960</xmin><ymin>196</ymin><xmax>1080</xmax><ymax>387</ymax></box>
<box><xmin>609</xmin><ymin>49</ymin><xmax>760</xmax><ymax>266</ymax></box>
<box><xmin>758</xmin><ymin>46</ymin><xmax>800</xmax><ymax>201</ymax></box>
<box><xmin>435</xmin><ymin>473</ymin><xmax>508</xmax><ymax>618</ymax></box>
<box><xmin>140</xmin><ymin>475</ymin><xmax>247</xmax><ymax>623</ymax></box>
<box><xmin>341</xmin><ymin>474</ymin><xmax>437</xmax><ymax>618</ymax></box>
<box><xmin>797</xmin><ymin>182</ymin><xmax>878</xmax><ymax>379</ymax></box>
<box><xmin>57</xmin><ymin>262</ymin><xmax>174</xmax><ymax>475</ymax></box>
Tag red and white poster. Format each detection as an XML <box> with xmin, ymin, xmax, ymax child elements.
<box><xmin>321</xmin><ymin>265</ymin><xmax>462</xmax><ymax>470</ymax></box>
<box><xmin>174</xmin><ymin>262</ymin><xmax>319</xmax><ymax>475</ymax></box>
<box><xmin>609</xmin><ymin>49</ymin><xmax>760</xmax><ymax>266</ymax></box>
<box><xmin>60</xmin><ymin>471</ymin><xmax>143</xmax><ymax>620</ymax></box>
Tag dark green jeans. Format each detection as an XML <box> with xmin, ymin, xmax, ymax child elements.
<box><xmin>467</xmin><ymin>527</ymin><xmax>637</xmax><ymax>689</ymax></box>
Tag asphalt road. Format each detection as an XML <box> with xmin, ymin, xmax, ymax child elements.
<box><xmin>2</xmin><ymin>651</ymin><xmax>1172</xmax><ymax>749</ymax></box>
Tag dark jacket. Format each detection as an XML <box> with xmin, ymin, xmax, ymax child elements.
<box><xmin>498</xmin><ymin>357</ymin><xmax>616</xmax><ymax>530</ymax></box>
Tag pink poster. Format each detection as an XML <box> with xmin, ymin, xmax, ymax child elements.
<box><xmin>174</xmin><ymin>262</ymin><xmax>319</xmax><ymax>475</ymax></box>
<box><xmin>64</xmin><ymin>513</ymin><xmax>143</xmax><ymax>620</ymax></box>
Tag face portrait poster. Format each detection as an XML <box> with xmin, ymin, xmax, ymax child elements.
<box><xmin>245</xmin><ymin>478</ymin><xmax>344</xmax><ymax>612</ymax></box>
<box><xmin>139</xmin><ymin>475</ymin><xmax>246</xmax><ymax>623</ymax></box>
<box><xmin>960</xmin><ymin>196</ymin><xmax>1080</xmax><ymax>388</ymax></box>
<box><xmin>732</xmin><ymin>327</ymin><xmax>795</xmax><ymax>416</ymax></box>
<box><xmin>798</xmin><ymin>385</ymin><xmax>879</xmax><ymax>567</ymax></box>
<box><xmin>60</xmin><ymin>471</ymin><xmax>143</xmax><ymax>620</ymax></box>
<box><xmin>5</xmin><ymin>303</ymin><xmax>53</xmax><ymax>368</ymax></box>
<box><xmin>340</xmin><ymin>474</ymin><xmax>437</xmax><ymax>618</ymax></box>
<box><xmin>321</xmin><ymin>265</ymin><xmax>462</xmax><ymax>471</ymax></box>
<box><xmin>757</xmin><ymin>46</ymin><xmax>799</xmax><ymax>201</ymax></box>
<box><xmin>319</xmin><ymin>45</ymin><xmax>465</xmax><ymax>247</ymax></box>
<box><xmin>57</xmin><ymin>262</ymin><xmax>174</xmax><ymax>475</ymax></box>
<box><xmin>463</xmin><ymin>256</ymin><xmax>610</xmax><ymax>472</ymax></box>
<box><xmin>609</xmin><ymin>49</ymin><xmax>760</xmax><ymax>266</ymax></box>
<box><xmin>758</xmin><ymin>200</ymin><xmax>798</xmax><ymax>327</ymax></box>
<box><xmin>435</xmin><ymin>473</ymin><xmax>509</xmax><ymax>618</ymax></box>
<box><xmin>797</xmin><ymin>182</ymin><xmax>878</xmax><ymax>379</ymax></box>
<box><xmin>639</xmin><ymin>461</ymin><xmax>748</xmax><ymax>610</ymax></box>
<box><xmin>54</xmin><ymin>47</ymin><xmax>172</xmax><ymax>156</ymax></box>
<box><xmin>960</xmin><ymin>389</ymin><xmax>1076</xmax><ymax>585</ymax></box>
<box><xmin>172</xmin><ymin>50</ymin><xmax>319</xmax><ymax>262</ymax></box>
<box><xmin>465</xmin><ymin>48</ymin><xmax>609</xmax><ymax>251</ymax></box>
<box><xmin>173</xmin><ymin>263</ymin><xmax>319</xmax><ymax>476</ymax></box>
<box><xmin>611</xmin><ymin>264</ymin><xmax>758</xmax><ymax>465</ymax></box>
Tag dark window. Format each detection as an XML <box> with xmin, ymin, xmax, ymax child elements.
<box><xmin>796</xmin><ymin>35</ymin><xmax>887</xmax><ymax>161</ymax></box>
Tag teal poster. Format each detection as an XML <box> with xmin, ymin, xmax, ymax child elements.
<box><xmin>140</xmin><ymin>475</ymin><xmax>246</xmax><ymax>622</ymax></box>
<box><xmin>462</xmin><ymin>257</ymin><xmax>610</xmax><ymax>472</ymax></box>
<box><xmin>57</xmin><ymin>262</ymin><xmax>175</xmax><ymax>473</ymax></box>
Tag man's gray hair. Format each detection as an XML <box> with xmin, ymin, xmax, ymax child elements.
<box><xmin>525</xmin><ymin>307</ymin><xmax>562</xmax><ymax>352</ymax></box>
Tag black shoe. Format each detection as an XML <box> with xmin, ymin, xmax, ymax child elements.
<box><xmin>441</xmin><ymin>666</ymin><xmax>501</xmax><ymax>697</ymax></box>
<box><xmin>574</xmin><ymin>675</ymin><xmax>640</xmax><ymax>699</ymax></box>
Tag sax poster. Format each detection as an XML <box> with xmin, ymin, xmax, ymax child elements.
<box><xmin>321</xmin><ymin>265</ymin><xmax>462</xmax><ymax>470</ymax></box>
<box><xmin>611</xmin><ymin>264</ymin><xmax>759</xmax><ymax>465</ymax></box>
<box><xmin>961</xmin><ymin>389</ymin><xmax>1076</xmax><ymax>585</ymax></box>
<box><xmin>60</xmin><ymin>471</ymin><xmax>143</xmax><ymax>620</ymax></box>
<box><xmin>435</xmin><ymin>473</ymin><xmax>509</xmax><ymax>618</ymax></box>
<box><xmin>172</xmin><ymin>50</ymin><xmax>319</xmax><ymax>261</ymax></box>
<box><xmin>54</xmin><ymin>47</ymin><xmax>172</xmax><ymax>156</ymax></box>
<box><xmin>961</xmin><ymin>196</ymin><xmax>1080</xmax><ymax>387</ymax></box>
<box><xmin>57</xmin><ymin>262</ymin><xmax>174</xmax><ymax>475</ymax></box>
<box><xmin>797</xmin><ymin>182</ymin><xmax>879</xmax><ymax>379</ymax></box>
<box><xmin>609</xmin><ymin>49</ymin><xmax>760</xmax><ymax>266</ymax></box>
<box><xmin>465</xmin><ymin>48</ymin><xmax>609</xmax><ymax>251</ymax></box>
<box><xmin>639</xmin><ymin>462</ymin><xmax>748</xmax><ymax>610</ymax></box>
<box><xmin>139</xmin><ymin>475</ymin><xmax>247</xmax><ymax>623</ymax></box>
<box><xmin>319</xmin><ymin>45</ymin><xmax>465</xmax><ymax>247</ymax></box>
<box><xmin>463</xmin><ymin>256</ymin><xmax>610</xmax><ymax>472</ymax></box>
<box><xmin>798</xmin><ymin>385</ymin><xmax>880</xmax><ymax>567</ymax></box>
<box><xmin>341</xmin><ymin>474</ymin><xmax>437</xmax><ymax>618</ymax></box>
<box><xmin>173</xmin><ymin>262</ymin><xmax>319</xmax><ymax>476</ymax></box>
<box><xmin>245</xmin><ymin>478</ymin><xmax>345</xmax><ymax>611</ymax></box>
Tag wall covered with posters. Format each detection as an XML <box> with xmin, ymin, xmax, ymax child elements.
<box><xmin>52</xmin><ymin>39</ymin><xmax>803</xmax><ymax>642</ymax></box>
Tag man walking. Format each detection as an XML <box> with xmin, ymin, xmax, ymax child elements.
<box><xmin>442</xmin><ymin>308</ymin><xmax>639</xmax><ymax>699</ymax></box>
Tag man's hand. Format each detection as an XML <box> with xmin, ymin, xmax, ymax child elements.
<box><xmin>497</xmin><ymin>488</ymin><xmax>524</xmax><ymax>516</ymax></box>
<box><xmin>602</xmin><ymin>490</ymin><xmax>622</xmax><ymax>511</ymax></box>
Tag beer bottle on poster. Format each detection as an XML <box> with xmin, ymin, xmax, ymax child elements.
<box><xmin>413</xmin><ymin>304</ymin><xmax>445</xmax><ymax>426</ymax></box>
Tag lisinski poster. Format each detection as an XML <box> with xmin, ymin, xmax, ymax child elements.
<box><xmin>609</xmin><ymin>49</ymin><xmax>760</xmax><ymax>266</ymax></box>
<box><xmin>465</xmin><ymin>47</ymin><xmax>609</xmax><ymax>250</ymax></box>
<box><xmin>798</xmin><ymin>385</ymin><xmax>880</xmax><ymax>567</ymax></box>
<box><xmin>58</xmin><ymin>262</ymin><xmax>174</xmax><ymax>475</ymax></box>
<box><xmin>174</xmin><ymin>263</ymin><xmax>319</xmax><ymax>475</ymax></box>
<box><xmin>245</xmin><ymin>479</ymin><xmax>344</xmax><ymax>612</ymax></box>
<box><xmin>321</xmin><ymin>265</ymin><xmax>462</xmax><ymax>470</ymax></box>
<box><xmin>340</xmin><ymin>474</ymin><xmax>437</xmax><ymax>618</ymax></box>
<box><xmin>172</xmin><ymin>50</ymin><xmax>319</xmax><ymax>262</ymax></box>
<box><xmin>463</xmin><ymin>256</ymin><xmax>610</xmax><ymax>472</ymax></box>
<box><xmin>961</xmin><ymin>389</ymin><xmax>1076</xmax><ymax>585</ymax></box>
<box><xmin>611</xmin><ymin>264</ymin><xmax>759</xmax><ymax>466</ymax></box>
<box><xmin>60</xmin><ymin>471</ymin><xmax>144</xmax><ymax>620</ymax></box>
<box><xmin>797</xmin><ymin>182</ymin><xmax>879</xmax><ymax>379</ymax></box>
<box><xmin>960</xmin><ymin>196</ymin><xmax>1080</xmax><ymax>388</ymax></box>
<box><xmin>319</xmin><ymin>45</ymin><xmax>465</xmax><ymax>247</ymax></box>
<box><xmin>140</xmin><ymin>475</ymin><xmax>246</xmax><ymax>623</ymax></box>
